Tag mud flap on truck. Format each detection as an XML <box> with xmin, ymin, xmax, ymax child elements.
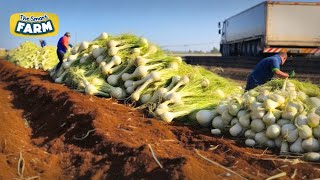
<box><xmin>263</xmin><ymin>47</ymin><xmax>320</xmax><ymax>55</ymax></box>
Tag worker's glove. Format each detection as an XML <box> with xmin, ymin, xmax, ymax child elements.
<box><xmin>289</xmin><ymin>70</ymin><xmax>295</xmax><ymax>78</ymax></box>
<box><xmin>68</xmin><ymin>44</ymin><xmax>73</xmax><ymax>48</ymax></box>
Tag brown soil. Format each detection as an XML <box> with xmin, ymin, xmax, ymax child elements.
<box><xmin>0</xmin><ymin>59</ymin><xmax>319</xmax><ymax>179</ymax></box>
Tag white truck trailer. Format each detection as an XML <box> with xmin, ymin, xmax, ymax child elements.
<box><xmin>218</xmin><ymin>1</ymin><xmax>320</xmax><ymax>56</ymax></box>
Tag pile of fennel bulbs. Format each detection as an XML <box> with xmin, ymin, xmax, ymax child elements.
<box><xmin>196</xmin><ymin>78</ymin><xmax>320</xmax><ymax>160</ymax></box>
<box><xmin>7</xmin><ymin>41</ymin><xmax>58</xmax><ymax>70</ymax></box>
<box><xmin>50</xmin><ymin>32</ymin><xmax>241</xmax><ymax>123</ymax></box>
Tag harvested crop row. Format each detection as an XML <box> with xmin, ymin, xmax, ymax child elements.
<box><xmin>7</xmin><ymin>41</ymin><xmax>58</xmax><ymax>70</ymax></box>
<box><xmin>49</xmin><ymin>32</ymin><xmax>241</xmax><ymax>123</ymax></box>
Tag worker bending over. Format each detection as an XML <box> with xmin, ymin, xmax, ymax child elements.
<box><xmin>245</xmin><ymin>52</ymin><xmax>295</xmax><ymax>91</ymax></box>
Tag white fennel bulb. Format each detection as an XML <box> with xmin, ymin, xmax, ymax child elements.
<box><xmin>287</xmin><ymin>101</ymin><xmax>304</xmax><ymax>113</ymax></box>
<box><xmin>274</xmin><ymin>137</ymin><xmax>282</xmax><ymax>148</ymax></box>
<box><xmin>307</xmin><ymin>113</ymin><xmax>320</xmax><ymax>128</ymax></box>
<box><xmin>266</xmin><ymin>124</ymin><xmax>281</xmax><ymax>139</ymax></box>
<box><xmin>315</xmin><ymin>106</ymin><xmax>320</xmax><ymax>116</ymax></box>
<box><xmin>264</xmin><ymin>99</ymin><xmax>279</xmax><ymax>111</ymax></box>
<box><xmin>290</xmin><ymin>138</ymin><xmax>304</xmax><ymax>153</ymax></box>
<box><xmin>281</xmin><ymin>124</ymin><xmax>298</xmax><ymax>143</ymax></box>
<box><xmin>239</xmin><ymin>113</ymin><xmax>251</xmax><ymax>128</ymax></box>
<box><xmin>211</xmin><ymin>129</ymin><xmax>222</xmax><ymax>135</ymax></box>
<box><xmin>67</xmin><ymin>54</ymin><xmax>78</xmax><ymax>62</ymax></box>
<box><xmin>245</xmin><ymin>139</ymin><xmax>256</xmax><ymax>147</ymax></box>
<box><xmin>110</xmin><ymin>87</ymin><xmax>127</xmax><ymax>99</ymax></box>
<box><xmin>272</xmin><ymin>109</ymin><xmax>282</xmax><ymax>120</ymax></box>
<box><xmin>96</xmin><ymin>55</ymin><xmax>105</xmax><ymax>63</ymax></box>
<box><xmin>262</xmin><ymin>110</ymin><xmax>276</xmax><ymax>126</ymax></box>
<box><xmin>94</xmin><ymin>32</ymin><xmax>108</xmax><ymax>40</ymax></box>
<box><xmin>78</xmin><ymin>41</ymin><xmax>90</xmax><ymax>53</ymax></box>
<box><xmin>268</xmin><ymin>93</ymin><xmax>285</xmax><ymax>106</ymax></box>
<box><xmin>297</xmin><ymin>91</ymin><xmax>308</xmax><ymax>102</ymax></box>
<box><xmin>281</xmin><ymin>124</ymin><xmax>296</xmax><ymax>136</ymax></box>
<box><xmin>277</xmin><ymin>119</ymin><xmax>291</xmax><ymax>127</ymax></box>
<box><xmin>286</xmin><ymin>81</ymin><xmax>295</xmax><ymax>89</ymax></box>
<box><xmin>228</xmin><ymin>102</ymin><xmax>242</xmax><ymax>116</ymax></box>
<box><xmin>298</xmin><ymin>125</ymin><xmax>313</xmax><ymax>139</ymax></box>
<box><xmin>244</xmin><ymin>129</ymin><xmax>256</xmax><ymax>139</ymax></box>
<box><xmin>89</xmin><ymin>45</ymin><xmax>100</xmax><ymax>51</ymax></box>
<box><xmin>237</xmin><ymin>110</ymin><xmax>247</xmax><ymax>119</ymax></box>
<box><xmin>304</xmin><ymin>152</ymin><xmax>320</xmax><ymax>162</ymax></box>
<box><xmin>92</xmin><ymin>47</ymin><xmax>106</xmax><ymax>59</ymax></box>
<box><xmin>244</xmin><ymin>95</ymin><xmax>255</xmax><ymax>107</ymax></box>
<box><xmin>281</xmin><ymin>106</ymin><xmax>298</xmax><ymax>121</ymax></box>
<box><xmin>265</xmin><ymin>140</ymin><xmax>275</xmax><ymax>148</ymax></box>
<box><xmin>250</xmin><ymin>108</ymin><xmax>266</xmax><ymax>119</ymax></box>
<box><xmin>212</xmin><ymin>116</ymin><xmax>225</xmax><ymax>130</ymax></box>
<box><xmin>255</xmin><ymin>132</ymin><xmax>269</xmax><ymax>145</ymax></box>
<box><xmin>214</xmin><ymin>89</ymin><xmax>225</xmax><ymax>99</ymax></box>
<box><xmin>196</xmin><ymin>109</ymin><xmax>218</xmax><ymax>127</ymax></box>
<box><xmin>251</xmin><ymin>119</ymin><xmax>265</xmax><ymax>133</ymax></box>
<box><xmin>295</xmin><ymin>114</ymin><xmax>308</xmax><ymax>126</ymax></box>
<box><xmin>229</xmin><ymin>123</ymin><xmax>243</xmax><ymax>137</ymax></box>
<box><xmin>139</xmin><ymin>94</ymin><xmax>152</xmax><ymax>104</ymax></box>
<box><xmin>308</xmin><ymin>97</ymin><xmax>320</xmax><ymax>108</ymax></box>
<box><xmin>249</xmin><ymin>101</ymin><xmax>263</xmax><ymax>111</ymax></box>
<box><xmin>256</xmin><ymin>89</ymin><xmax>269</xmax><ymax>102</ymax></box>
<box><xmin>80</xmin><ymin>53</ymin><xmax>90</xmax><ymax>64</ymax></box>
<box><xmin>221</xmin><ymin>110</ymin><xmax>233</xmax><ymax>124</ymax></box>
<box><xmin>313</xmin><ymin>125</ymin><xmax>320</xmax><ymax>138</ymax></box>
<box><xmin>201</xmin><ymin>79</ymin><xmax>210</xmax><ymax>88</ymax></box>
<box><xmin>230</xmin><ymin>118</ymin><xmax>239</xmax><ymax>126</ymax></box>
<box><xmin>302</xmin><ymin>137</ymin><xmax>320</xmax><ymax>152</ymax></box>
<box><xmin>287</xmin><ymin>129</ymin><xmax>299</xmax><ymax>143</ymax></box>
<box><xmin>216</xmin><ymin>104</ymin><xmax>228</xmax><ymax>115</ymax></box>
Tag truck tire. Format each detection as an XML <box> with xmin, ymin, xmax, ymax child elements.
<box><xmin>224</xmin><ymin>45</ymin><xmax>230</xmax><ymax>56</ymax></box>
<box><xmin>221</xmin><ymin>45</ymin><xmax>229</xmax><ymax>56</ymax></box>
<box><xmin>221</xmin><ymin>45</ymin><xmax>225</xmax><ymax>56</ymax></box>
<box><xmin>250</xmin><ymin>42</ymin><xmax>256</xmax><ymax>56</ymax></box>
<box><xmin>241</xmin><ymin>44</ymin><xmax>246</xmax><ymax>56</ymax></box>
<box><xmin>246</xmin><ymin>43</ymin><xmax>252</xmax><ymax>56</ymax></box>
<box><xmin>252</xmin><ymin>41</ymin><xmax>258</xmax><ymax>56</ymax></box>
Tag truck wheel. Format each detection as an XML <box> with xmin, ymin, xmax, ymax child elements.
<box><xmin>252</xmin><ymin>42</ymin><xmax>257</xmax><ymax>56</ymax></box>
<box><xmin>246</xmin><ymin>43</ymin><xmax>252</xmax><ymax>56</ymax></box>
<box><xmin>221</xmin><ymin>45</ymin><xmax>225</xmax><ymax>56</ymax></box>
<box><xmin>221</xmin><ymin>45</ymin><xmax>228</xmax><ymax>56</ymax></box>
<box><xmin>249</xmin><ymin>42</ymin><xmax>256</xmax><ymax>56</ymax></box>
<box><xmin>241</xmin><ymin>44</ymin><xmax>246</xmax><ymax>56</ymax></box>
<box><xmin>252</xmin><ymin>41</ymin><xmax>261</xmax><ymax>56</ymax></box>
<box><xmin>225</xmin><ymin>45</ymin><xmax>230</xmax><ymax>56</ymax></box>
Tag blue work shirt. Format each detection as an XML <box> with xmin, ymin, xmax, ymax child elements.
<box><xmin>249</xmin><ymin>54</ymin><xmax>282</xmax><ymax>85</ymax></box>
<box><xmin>40</xmin><ymin>40</ymin><xmax>47</xmax><ymax>47</ymax></box>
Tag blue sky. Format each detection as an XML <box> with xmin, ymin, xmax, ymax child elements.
<box><xmin>1</xmin><ymin>0</ymin><xmax>318</xmax><ymax>51</ymax></box>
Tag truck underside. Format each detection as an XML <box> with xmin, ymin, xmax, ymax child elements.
<box><xmin>220</xmin><ymin>38</ymin><xmax>320</xmax><ymax>57</ymax></box>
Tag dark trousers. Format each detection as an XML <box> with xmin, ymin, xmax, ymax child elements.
<box><xmin>245</xmin><ymin>74</ymin><xmax>261</xmax><ymax>91</ymax></box>
<box><xmin>55</xmin><ymin>50</ymin><xmax>65</xmax><ymax>71</ymax></box>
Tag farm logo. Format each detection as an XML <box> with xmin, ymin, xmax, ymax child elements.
<box><xmin>10</xmin><ymin>12</ymin><xmax>59</xmax><ymax>37</ymax></box>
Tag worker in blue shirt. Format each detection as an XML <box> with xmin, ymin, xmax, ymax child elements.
<box><xmin>39</xmin><ymin>40</ymin><xmax>47</xmax><ymax>47</ymax></box>
<box><xmin>245</xmin><ymin>52</ymin><xmax>295</xmax><ymax>91</ymax></box>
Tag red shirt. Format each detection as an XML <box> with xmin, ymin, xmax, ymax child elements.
<box><xmin>57</xmin><ymin>36</ymin><xmax>70</xmax><ymax>52</ymax></box>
